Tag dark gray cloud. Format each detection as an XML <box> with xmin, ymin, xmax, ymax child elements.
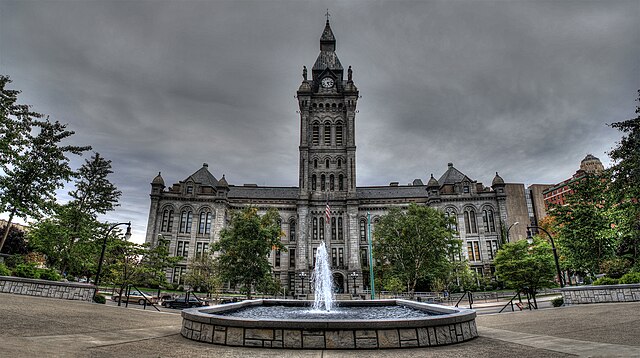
<box><xmin>1</xmin><ymin>0</ymin><xmax>638</xmax><ymax>242</ymax></box>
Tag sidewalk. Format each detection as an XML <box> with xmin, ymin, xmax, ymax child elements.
<box><xmin>1</xmin><ymin>292</ymin><xmax>638</xmax><ymax>357</ymax></box>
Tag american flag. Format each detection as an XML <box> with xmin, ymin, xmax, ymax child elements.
<box><xmin>325</xmin><ymin>200</ymin><xmax>331</xmax><ymax>224</ymax></box>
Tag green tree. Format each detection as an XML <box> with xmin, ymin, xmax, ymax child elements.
<box><xmin>0</xmin><ymin>119</ymin><xmax>90</xmax><ymax>251</ymax></box>
<box><xmin>551</xmin><ymin>173</ymin><xmax>617</xmax><ymax>277</ymax></box>
<box><xmin>183</xmin><ymin>253</ymin><xmax>221</xmax><ymax>297</ymax></box>
<box><xmin>494</xmin><ymin>237</ymin><xmax>556</xmax><ymax>298</ymax></box>
<box><xmin>133</xmin><ymin>239</ymin><xmax>181</xmax><ymax>289</ymax></box>
<box><xmin>372</xmin><ymin>204</ymin><xmax>460</xmax><ymax>297</ymax></box>
<box><xmin>0</xmin><ymin>75</ymin><xmax>35</xmax><ymax>168</ymax></box>
<box><xmin>212</xmin><ymin>207</ymin><xmax>284</xmax><ymax>299</ymax></box>
<box><xmin>608</xmin><ymin>90</ymin><xmax>640</xmax><ymax>266</ymax></box>
<box><xmin>0</xmin><ymin>224</ymin><xmax>28</xmax><ymax>256</ymax></box>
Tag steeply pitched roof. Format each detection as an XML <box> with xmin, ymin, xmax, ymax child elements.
<box><xmin>357</xmin><ymin>186</ymin><xmax>426</xmax><ymax>199</ymax></box>
<box><xmin>438</xmin><ymin>163</ymin><xmax>472</xmax><ymax>185</ymax></box>
<box><xmin>313</xmin><ymin>20</ymin><xmax>343</xmax><ymax>72</ymax></box>
<box><xmin>227</xmin><ymin>186</ymin><xmax>298</xmax><ymax>200</ymax></box>
<box><xmin>185</xmin><ymin>163</ymin><xmax>218</xmax><ymax>187</ymax></box>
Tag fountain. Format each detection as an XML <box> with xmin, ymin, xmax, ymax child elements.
<box><xmin>312</xmin><ymin>241</ymin><xmax>334</xmax><ymax>312</ymax></box>
<box><xmin>180</xmin><ymin>242</ymin><xmax>477</xmax><ymax>349</ymax></box>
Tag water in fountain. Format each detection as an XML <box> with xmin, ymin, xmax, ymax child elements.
<box><xmin>312</xmin><ymin>241</ymin><xmax>335</xmax><ymax>311</ymax></box>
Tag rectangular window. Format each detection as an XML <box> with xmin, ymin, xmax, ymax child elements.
<box><xmin>288</xmin><ymin>273</ymin><xmax>295</xmax><ymax>292</ymax></box>
<box><xmin>289</xmin><ymin>248</ymin><xmax>296</xmax><ymax>268</ymax></box>
<box><xmin>338</xmin><ymin>217</ymin><xmax>343</xmax><ymax>240</ymax></box>
<box><xmin>186</xmin><ymin>186</ymin><xmax>193</xmax><ymax>194</ymax></box>
<box><xmin>360</xmin><ymin>248</ymin><xmax>368</xmax><ymax>267</ymax></box>
<box><xmin>336</xmin><ymin>126</ymin><xmax>343</xmax><ymax>146</ymax></box>
<box><xmin>487</xmin><ymin>240</ymin><xmax>499</xmax><ymax>260</ymax></box>
<box><xmin>338</xmin><ymin>248</ymin><xmax>344</xmax><ymax>267</ymax></box>
<box><xmin>195</xmin><ymin>242</ymin><xmax>209</xmax><ymax>258</ymax></box>
<box><xmin>205</xmin><ymin>212</ymin><xmax>212</xmax><ymax>234</ymax></box>
<box><xmin>172</xmin><ymin>266</ymin><xmax>186</xmax><ymax>284</ymax></box>
<box><xmin>360</xmin><ymin>220</ymin><xmax>366</xmax><ymax>242</ymax></box>
<box><xmin>313</xmin><ymin>248</ymin><xmax>317</xmax><ymax>266</ymax></box>
<box><xmin>313</xmin><ymin>218</ymin><xmax>318</xmax><ymax>240</ymax></box>
<box><xmin>324</xmin><ymin>125</ymin><xmax>331</xmax><ymax>145</ymax></box>
<box><xmin>198</xmin><ymin>212</ymin><xmax>206</xmax><ymax>234</ymax></box>
<box><xmin>467</xmin><ymin>241</ymin><xmax>480</xmax><ymax>261</ymax></box>
<box><xmin>319</xmin><ymin>221</ymin><xmax>324</xmax><ymax>240</ymax></box>
<box><xmin>275</xmin><ymin>250</ymin><xmax>281</xmax><ymax>267</ymax></box>
<box><xmin>331</xmin><ymin>248</ymin><xmax>337</xmax><ymax>267</ymax></box>
<box><xmin>331</xmin><ymin>217</ymin><xmax>337</xmax><ymax>240</ymax></box>
<box><xmin>289</xmin><ymin>221</ymin><xmax>296</xmax><ymax>241</ymax></box>
<box><xmin>177</xmin><ymin>240</ymin><xmax>189</xmax><ymax>258</ymax></box>
<box><xmin>312</xmin><ymin>126</ymin><xmax>319</xmax><ymax>145</ymax></box>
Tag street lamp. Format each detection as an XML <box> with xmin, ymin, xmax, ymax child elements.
<box><xmin>350</xmin><ymin>271</ymin><xmax>359</xmax><ymax>295</ymax></box>
<box><xmin>94</xmin><ymin>222</ymin><xmax>131</xmax><ymax>301</ymax></box>
<box><xmin>299</xmin><ymin>271</ymin><xmax>307</xmax><ymax>295</ymax></box>
<box><xmin>527</xmin><ymin>226</ymin><xmax>564</xmax><ymax>288</ymax></box>
<box><xmin>506</xmin><ymin>221</ymin><xmax>519</xmax><ymax>243</ymax></box>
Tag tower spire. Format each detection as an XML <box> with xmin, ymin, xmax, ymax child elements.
<box><xmin>325</xmin><ymin>9</ymin><xmax>331</xmax><ymax>23</ymax></box>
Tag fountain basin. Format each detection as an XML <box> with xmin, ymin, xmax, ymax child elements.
<box><xmin>181</xmin><ymin>299</ymin><xmax>477</xmax><ymax>349</ymax></box>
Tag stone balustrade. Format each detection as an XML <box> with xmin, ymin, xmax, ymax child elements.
<box><xmin>0</xmin><ymin>275</ymin><xmax>96</xmax><ymax>302</ymax></box>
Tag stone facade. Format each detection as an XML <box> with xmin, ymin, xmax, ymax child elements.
<box><xmin>144</xmin><ymin>19</ymin><xmax>529</xmax><ymax>294</ymax></box>
<box><xmin>0</xmin><ymin>276</ymin><xmax>96</xmax><ymax>302</ymax></box>
<box><xmin>561</xmin><ymin>284</ymin><xmax>640</xmax><ymax>305</ymax></box>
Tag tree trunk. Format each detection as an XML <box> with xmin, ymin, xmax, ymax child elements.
<box><xmin>0</xmin><ymin>210</ymin><xmax>16</xmax><ymax>252</ymax></box>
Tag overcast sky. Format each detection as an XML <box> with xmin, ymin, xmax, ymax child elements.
<box><xmin>1</xmin><ymin>0</ymin><xmax>638</xmax><ymax>243</ymax></box>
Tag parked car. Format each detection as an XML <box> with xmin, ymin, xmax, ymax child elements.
<box><xmin>111</xmin><ymin>289</ymin><xmax>159</xmax><ymax>305</ymax></box>
<box><xmin>161</xmin><ymin>296</ymin><xmax>209</xmax><ymax>309</ymax></box>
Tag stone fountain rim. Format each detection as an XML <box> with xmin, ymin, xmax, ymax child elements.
<box><xmin>182</xmin><ymin>299</ymin><xmax>476</xmax><ymax>330</ymax></box>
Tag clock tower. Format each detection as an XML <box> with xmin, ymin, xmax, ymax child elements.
<box><xmin>297</xmin><ymin>18</ymin><xmax>359</xmax><ymax>201</ymax></box>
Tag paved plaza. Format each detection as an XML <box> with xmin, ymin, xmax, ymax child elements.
<box><xmin>1</xmin><ymin>293</ymin><xmax>639</xmax><ymax>357</ymax></box>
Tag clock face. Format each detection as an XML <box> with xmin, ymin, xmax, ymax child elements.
<box><xmin>321</xmin><ymin>77</ymin><xmax>334</xmax><ymax>88</ymax></box>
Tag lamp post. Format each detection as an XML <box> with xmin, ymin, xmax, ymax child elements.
<box><xmin>350</xmin><ymin>271</ymin><xmax>359</xmax><ymax>295</ymax></box>
<box><xmin>94</xmin><ymin>222</ymin><xmax>131</xmax><ymax>301</ymax></box>
<box><xmin>506</xmin><ymin>221</ymin><xmax>519</xmax><ymax>243</ymax></box>
<box><xmin>299</xmin><ymin>271</ymin><xmax>307</xmax><ymax>295</ymax></box>
<box><xmin>527</xmin><ymin>226</ymin><xmax>564</xmax><ymax>288</ymax></box>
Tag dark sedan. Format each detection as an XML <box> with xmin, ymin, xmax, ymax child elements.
<box><xmin>161</xmin><ymin>297</ymin><xmax>209</xmax><ymax>309</ymax></box>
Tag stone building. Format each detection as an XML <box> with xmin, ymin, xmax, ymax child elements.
<box><xmin>145</xmin><ymin>19</ymin><xmax>528</xmax><ymax>294</ymax></box>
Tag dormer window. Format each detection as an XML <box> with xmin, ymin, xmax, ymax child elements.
<box><xmin>186</xmin><ymin>186</ymin><xmax>193</xmax><ymax>194</ymax></box>
<box><xmin>463</xmin><ymin>186</ymin><xmax>470</xmax><ymax>194</ymax></box>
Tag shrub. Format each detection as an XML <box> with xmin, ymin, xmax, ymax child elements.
<box><xmin>5</xmin><ymin>254</ymin><xmax>25</xmax><ymax>268</ymax></box>
<box><xmin>37</xmin><ymin>268</ymin><xmax>62</xmax><ymax>281</ymax></box>
<box><xmin>600</xmin><ymin>258</ymin><xmax>631</xmax><ymax>279</ymax></box>
<box><xmin>619</xmin><ymin>272</ymin><xmax>640</xmax><ymax>284</ymax></box>
<box><xmin>13</xmin><ymin>263</ymin><xmax>39</xmax><ymax>278</ymax></box>
<box><xmin>0</xmin><ymin>262</ymin><xmax>11</xmax><ymax>276</ymax></box>
<box><xmin>93</xmin><ymin>293</ymin><xmax>106</xmax><ymax>304</ymax></box>
<box><xmin>551</xmin><ymin>296</ymin><xmax>564</xmax><ymax>307</ymax></box>
<box><xmin>592</xmin><ymin>277</ymin><xmax>619</xmax><ymax>286</ymax></box>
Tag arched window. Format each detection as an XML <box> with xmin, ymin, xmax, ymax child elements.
<box><xmin>488</xmin><ymin>209</ymin><xmax>495</xmax><ymax>232</ymax></box>
<box><xmin>324</xmin><ymin>122</ymin><xmax>331</xmax><ymax>145</ymax></box>
<box><xmin>329</xmin><ymin>174</ymin><xmax>335</xmax><ymax>191</ymax></box>
<box><xmin>325</xmin><ymin>158</ymin><xmax>330</xmax><ymax>168</ymax></box>
<box><xmin>321</xmin><ymin>174</ymin><xmax>326</xmax><ymax>191</ymax></box>
<box><xmin>338</xmin><ymin>217</ymin><xmax>343</xmax><ymax>240</ymax></box>
<box><xmin>360</xmin><ymin>219</ymin><xmax>367</xmax><ymax>242</ymax></box>
<box><xmin>331</xmin><ymin>103</ymin><xmax>336</xmax><ymax>108</ymax></box>
<box><xmin>205</xmin><ymin>211</ymin><xmax>213</xmax><ymax>234</ymax></box>
<box><xmin>336</xmin><ymin>124</ymin><xmax>343</xmax><ymax>146</ymax></box>
<box><xmin>319</xmin><ymin>103</ymin><xmax>324</xmax><ymax>108</ymax></box>
<box><xmin>311</xmin><ymin>174</ymin><xmax>317</xmax><ymax>190</ymax></box>
<box><xmin>289</xmin><ymin>220</ymin><xmax>296</xmax><ymax>241</ymax></box>
<box><xmin>312</xmin><ymin>217</ymin><xmax>318</xmax><ymax>240</ymax></box>
<box><xmin>319</xmin><ymin>218</ymin><xmax>325</xmax><ymax>240</ymax></box>
<box><xmin>331</xmin><ymin>217</ymin><xmax>337</xmax><ymax>240</ymax></box>
<box><xmin>179</xmin><ymin>210</ymin><xmax>193</xmax><ymax>234</ymax></box>
<box><xmin>312</xmin><ymin>124</ymin><xmax>319</xmax><ymax>145</ymax></box>
<box><xmin>161</xmin><ymin>209</ymin><xmax>174</xmax><ymax>232</ymax></box>
<box><xmin>337</xmin><ymin>158</ymin><xmax>342</xmax><ymax>168</ymax></box>
<box><xmin>338</xmin><ymin>174</ymin><xmax>344</xmax><ymax>191</ymax></box>
<box><xmin>464</xmin><ymin>209</ymin><xmax>477</xmax><ymax>234</ymax></box>
<box><xmin>314</xmin><ymin>159</ymin><xmax>318</xmax><ymax>168</ymax></box>
<box><xmin>197</xmin><ymin>211</ymin><xmax>213</xmax><ymax>235</ymax></box>
<box><xmin>482</xmin><ymin>210</ymin><xmax>489</xmax><ymax>233</ymax></box>
<box><xmin>445</xmin><ymin>210</ymin><xmax>458</xmax><ymax>232</ymax></box>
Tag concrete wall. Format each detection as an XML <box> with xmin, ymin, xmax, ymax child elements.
<box><xmin>561</xmin><ymin>284</ymin><xmax>640</xmax><ymax>305</ymax></box>
<box><xmin>0</xmin><ymin>276</ymin><xmax>96</xmax><ymax>302</ymax></box>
